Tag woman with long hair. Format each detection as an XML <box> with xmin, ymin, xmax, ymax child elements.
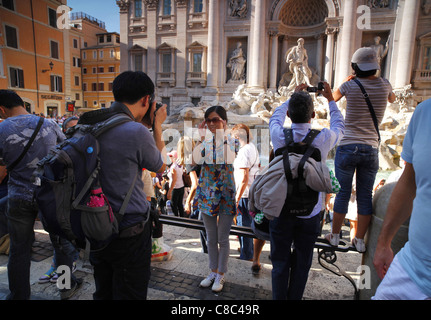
<box><xmin>196</xmin><ymin>105</ymin><xmax>237</xmax><ymax>293</ymax></box>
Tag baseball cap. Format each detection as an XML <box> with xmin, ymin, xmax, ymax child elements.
<box><xmin>351</xmin><ymin>47</ymin><xmax>380</xmax><ymax>71</ymax></box>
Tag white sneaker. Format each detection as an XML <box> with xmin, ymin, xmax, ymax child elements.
<box><xmin>325</xmin><ymin>233</ymin><xmax>340</xmax><ymax>247</ymax></box>
<box><xmin>352</xmin><ymin>237</ymin><xmax>366</xmax><ymax>253</ymax></box>
<box><xmin>199</xmin><ymin>272</ymin><xmax>217</xmax><ymax>288</ymax></box>
<box><xmin>211</xmin><ymin>274</ymin><xmax>225</xmax><ymax>293</ymax></box>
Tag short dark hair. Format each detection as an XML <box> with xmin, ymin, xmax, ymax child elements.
<box><xmin>112</xmin><ymin>71</ymin><xmax>154</xmax><ymax>104</ymax></box>
<box><xmin>204</xmin><ymin>105</ymin><xmax>228</xmax><ymax>122</ymax></box>
<box><xmin>62</xmin><ymin>116</ymin><xmax>79</xmax><ymax>133</ymax></box>
<box><xmin>351</xmin><ymin>63</ymin><xmax>377</xmax><ymax>78</ymax></box>
<box><xmin>288</xmin><ymin>91</ymin><xmax>314</xmax><ymax>123</ymax></box>
<box><xmin>0</xmin><ymin>90</ymin><xmax>24</xmax><ymax>109</ymax></box>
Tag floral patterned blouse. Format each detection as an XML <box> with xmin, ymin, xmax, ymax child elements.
<box><xmin>196</xmin><ymin>134</ymin><xmax>238</xmax><ymax>217</ymax></box>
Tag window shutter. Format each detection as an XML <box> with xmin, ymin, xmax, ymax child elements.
<box><xmin>18</xmin><ymin>69</ymin><xmax>24</xmax><ymax>88</ymax></box>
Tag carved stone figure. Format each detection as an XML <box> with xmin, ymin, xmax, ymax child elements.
<box><xmin>370</xmin><ymin>36</ymin><xmax>390</xmax><ymax>77</ymax></box>
<box><xmin>229</xmin><ymin>0</ymin><xmax>248</xmax><ymax>18</ymax></box>
<box><xmin>227</xmin><ymin>42</ymin><xmax>247</xmax><ymax>82</ymax></box>
<box><xmin>285</xmin><ymin>38</ymin><xmax>313</xmax><ymax>91</ymax></box>
<box><xmin>368</xmin><ymin>0</ymin><xmax>390</xmax><ymax>8</ymax></box>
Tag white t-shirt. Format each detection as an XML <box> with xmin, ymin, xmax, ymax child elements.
<box><xmin>233</xmin><ymin>142</ymin><xmax>260</xmax><ymax>198</ymax></box>
<box><xmin>168</xmin><ymin>161</ymin><xmax>184</xmax><ymax>189</ymax></box>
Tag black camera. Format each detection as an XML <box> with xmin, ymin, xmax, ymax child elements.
<box><xmin>306</xmin><ymin>82</ymin><xmax>324</xmax><ymax>93</ymax></box>
<box><xmin>142</xmin><ymin>101</ymin><xmax>163</xmax><ymax>127</ymax></box>
<box><xmin>154</xmin><ymin>102</ymin><xmax>163</xmax><ymax>114</ymax></box>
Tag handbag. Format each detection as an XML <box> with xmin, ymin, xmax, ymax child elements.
<box><xmin>352</xmin><ymin>78</ymin><xmax>381</xmax><ymax>143</ymax></box>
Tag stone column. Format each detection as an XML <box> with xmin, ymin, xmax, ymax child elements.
<box><xmin>324</xmin><ymin>27</ymin><xmax>337</xmax><ymax>85</ymax></box>
<box><xmin>335</xmin><ymin>0</ymin><xmax>357</xmax><ymax>87</ymax></box>
<box><xmin>394</xmin><ymin>0</ymin><xmax>420</xmax><ymax>88</ymax></box>
<box><xmin>175</xmin><ymin>0</ymin><xmax>187</xmax><ymax>97</ymax></box>
<box><xmin>315</xmin><ymin>34</ymin><xmax>324</xmax><ymax>81</ymax></box>
<box><xmin>269</xmin><ymin>32</ymin><xmax>279</xmax><ymax>90</ymax></box>
<box><xmin>144</xmin><ymin>0</ymin><xmax>158</xmax><ymax>82</ymax></box>
<box><xmin>117</xmin><ymin>0</ymin><xmax>130</xmax><ymax>72</ymax></box>
<box><xmin>280</xmin><ymin>36</ymin><xmax>289</xmax><ymax>76</ymax></box>
<box><xmin>205</xmin><ymin>0</ymin><xmax>219</xmax><ymax>90</ymax></box>
<box><xmin>248</xmin><ymin>0</ymin><xmax>266</xmax><ymax>92</ymax></box>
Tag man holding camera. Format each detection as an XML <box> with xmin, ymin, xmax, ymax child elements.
<box><xmin>268</xmin><ymin>82</ymin><xmax>344</xmax><ymax>300</ymax></box>
<box><xmin>80</xmin><ymin>71</ymin><xmax>167</xmax><ymax>300</ymax></box>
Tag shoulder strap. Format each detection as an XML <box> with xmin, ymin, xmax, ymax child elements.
<box><xmin>92</xmin><ymin>113</ymin><xmax>133</xmax><ymax>138</ymax></box>
<box><xmin>352</xmin><ymin>78</ymin><xmax>381</xmax><ymax>143</ymax></box>
<box><xmin>72</xmin><ymin>113</ymin><xmax>136</xmax><ymax>215</ymax></box>
<box><xmin>302</xmin><ymin>129</ymin><xmax>320</xmax><ymax>145</ymax></box>
<box><xmin>283</xmin><ymin>128</ymin><xmax>294</xmax><ymax>146</ymax></box>
<box><xmin>7</xmin><ymin>116</ymin><xmax>44</xmax><ymax>172</ymax></box>
<box><xmin>281</xmin><ymin>129</ymin><xmax>320</xmax><ymax>194</ymax></box>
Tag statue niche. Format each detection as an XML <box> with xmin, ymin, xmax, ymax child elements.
<box><xmin>227</xmin><ymin>41</ymin><xmax>247</xmax><ymax>83</ymax></box>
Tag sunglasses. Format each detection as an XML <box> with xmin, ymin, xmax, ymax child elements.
<box><xmin>205</xmin><ymin>117</ymin><xmax>223</xmax><ymax>124</ymax></box>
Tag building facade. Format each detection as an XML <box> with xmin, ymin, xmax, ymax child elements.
<box><xmin>0</xmin><ymin>0</ymin><xmax>68</xmax><ymax>116</ymax></box>
<box><xmin>81</xmin><ymin>32</ymin><xmax>121</xmax><ymax>109</ymax></box>
<box><xmin>117</xmin><ymin>0</ymin><xmax>431</xmax><ymax>109</ymax></box>
<box><xmin>0</xmin><ymin>2</ymin><xmax>114</xmax><ymax>116</ymax></box>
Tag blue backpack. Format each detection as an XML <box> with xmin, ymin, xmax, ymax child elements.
<box><xmin>33</xmin><ymin>113</ymin><xmax>138</xmax><ymax>251</ymax></box>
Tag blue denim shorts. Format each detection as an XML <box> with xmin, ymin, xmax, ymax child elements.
<box><xmin>333</xmin><ymin>144</ymin><xmax>379</xmax><ymax>216</ymax></box>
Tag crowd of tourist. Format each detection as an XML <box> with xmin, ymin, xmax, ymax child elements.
<box><xmin>0</xmin><ymin>46</ymin><xmax>430</xmax><ymax>301</ymax></box>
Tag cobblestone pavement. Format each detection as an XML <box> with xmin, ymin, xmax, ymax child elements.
<box><xmin>0</xmin><ymin>220</ymin><xmax>362</xmax><ymax>301</ymax></box>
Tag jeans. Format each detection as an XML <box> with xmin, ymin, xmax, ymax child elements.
<box><xmin>333</xmin><ymin>144</ymin><xmax>379</xmax><ymax>216</ymax></box>
<box><xmin>171</xmin><ymin>187</ymin><xmax>185</xmax><ymax>217</ymax></box>
<box><xmin>49</xmin><ymin>234</ymin><xmax>79</xmax><ymax>289</ymax></box>
<box><xmin>236</xmin><ymin>198</ymin><xmax>253</xmax><ymax>260</ymax></box>
<box><xmin>0</xmin><ymin>196</ymin><xmax>8</xmax><ymax>238</ymax></box>
<box><xmin>5</xmin><ymin>198</ymin><xmax>38</xmax><ymax>300</ymax></box>
<box><xmin>90</xmin><ymin>220</ymin><xmax>152</xmax><ymax>300</ymax></box>
<box><xmin>270</xmin><ymin>212</ymin><xmax>320</xmax><ymax>300</ymax></box>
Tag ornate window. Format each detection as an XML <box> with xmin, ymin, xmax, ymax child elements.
<box><xmin>162</xmin><ymin>0</ymin><xmax>171</xmax><ymax>15</ymax></box>
<box><xmin>134</xmin><ymin>0</ymin><xmax>143</xmax><ymax>17</ymax></box>
<box><xmin>157</xmin><ymin>42</ymin><xmax>176</xmax><ymax>87</ymax></box>
<box><xmin>193</xmin><ymin>0</ymin><xmax>203</xmax><ymax>13</ymax></box>
<box><xmin>188</xmin><ymin>0</ymin><xmax>207</xmax><ymax>28</ymax></box>
<box><xmin>186</xmin><ymin>41</ymin><xmax>207</xmax><ymax>87</ymax></box>
<box><xmin>413</xmin><ymin>32</ymin><xmax>431</xmax><ymax>86</ymax></box>
<box><xmin>158</xmin><ymin>0</ymin><xmax>176</xmax><ymax>30</ymax></box>
<box><xmin>129</xmin><ymin>44</ymin><xmax>147</xmax><ymax>72</ymax></box>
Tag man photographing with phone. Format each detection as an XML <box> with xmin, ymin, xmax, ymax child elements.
<box><xmin>78</xmin><ymin>71</ymin><xmax>167</xmax><ymax>299</ymax></box>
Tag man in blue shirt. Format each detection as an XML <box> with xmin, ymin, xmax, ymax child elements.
<box><xmin>83</xmin><ymin>71</ymin><xmax>167</xmax><ymax>300</ymax></box>
<box><xmin>373</xmin><ymin>98</ymin><xmax>431</xmax><ymax>300</ymax></box>
<box><xmin>0</xmin><ymin>90</ymin><xmax>65</xmax><ymax>299</ymax></box>
<box><xmin>269</xmin><ymin>83</ymin><xmax>344</xmax><ymax>300</ymax></box>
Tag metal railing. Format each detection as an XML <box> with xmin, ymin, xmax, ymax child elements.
<box><xmin>158</xmin><ymin>213</ymin><xmax>360</xmax><ymax>300</ymax></box>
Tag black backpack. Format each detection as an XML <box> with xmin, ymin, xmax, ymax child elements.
<box><xmin>275</xmin><ymin>128</ymin><xmax>322</xmax><ymax>216</ymax></box>
<box><xmin>33</xmin><ymin>113</ymin><xmax>139</xmax><ymax>251</ymax></box>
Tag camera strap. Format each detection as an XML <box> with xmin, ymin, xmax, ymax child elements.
<box><xmin>352</xmin><ymin>78</ymin><xmax>381</xmax><ymax>144</ymax></box>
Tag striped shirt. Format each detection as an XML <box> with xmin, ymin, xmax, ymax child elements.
<box><xmin>339</xmin><ymin>77</ymin><xmax>392</xmax><ymax>148</ymax></box>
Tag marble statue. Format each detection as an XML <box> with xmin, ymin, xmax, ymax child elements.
<box><xmin>285</xmin><ymin>38</ymin><xmax>313</xmax><ymax>91</ymax></box>
<box><xmin>227</xmin><ymin>42</ymin><xmax>247</xmax><ymax>82</ymax></box>
<box><xmin>229</xmin><ymin>0</ymin><xmax>248</xmax><ymax>18</ymax></box>
<box><xmin>370</xmin><ymin>36</ymin><xmax>390</xmax><ymax>77</ymax></box>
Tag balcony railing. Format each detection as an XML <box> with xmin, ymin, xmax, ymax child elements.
<box><xmin>186</xmin><ymin>71</ymin><xmax>207</xmax><ymax>87</ymax></box>
<box><xmin>414</xmin><ymin>69</ymin><xmax>431</xmax><ymax>81</ymax></box>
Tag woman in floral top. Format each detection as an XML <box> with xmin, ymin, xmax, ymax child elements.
<box><xmin>196</xmin><ymin>105</ymin><xmax>237</xmax><ymax>293</ymax></box>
